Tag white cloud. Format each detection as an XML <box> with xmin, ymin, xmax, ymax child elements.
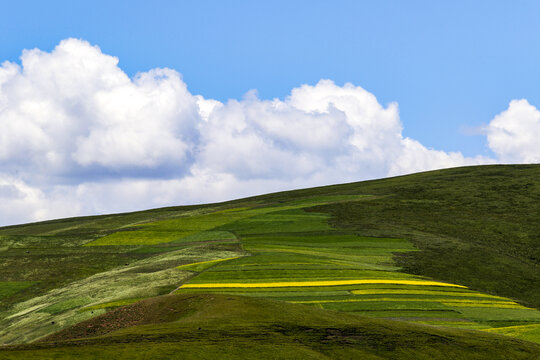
<box><xmin>0</xmin><ymin>39</ymin><xmax>198</xmax><ymax>177</ymax></box>
<box><xmin>486</xmin><ymin>99</ymin><xmax>540</xmax><ymax>163</ymax></box>
<box><xmin>388</xmin><ymin>138</ymin><xmax>494</xmax><ymax>176</ymax></box>
<box><xmin>1</xmin><ymin>38</ymin><xmax>534</xmax><ymax>227</ymax></box>
<box><xmin>0</xmin><ymin>176</ymin><xmax>80</xmax><ymax>225</ymax></box>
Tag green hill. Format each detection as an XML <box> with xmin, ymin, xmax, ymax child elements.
<box><xmin>2</xmin><ymin>294</ymin><xmax>539</xmax><ymax>359</ymax></box>
<box><xmin>1</xmin><ymin>164</ymin><xmax>540</xmax><ymax>358</ymax></box>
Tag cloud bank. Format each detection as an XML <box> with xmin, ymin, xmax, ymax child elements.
<box><xmin>0</xmin><ymin>39</ymin><xmax>535</xmax><ymax>225</ymax></box>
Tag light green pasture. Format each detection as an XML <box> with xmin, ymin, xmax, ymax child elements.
<box><xmin>484</xmin><ymin>323</ymin><xmax>540</xmax><ymax>343</ymax></box>
<box><xmin>86</xmin><ymin>230</ymin><xmax>194</xmax><ymax>246</ymax></box>
<box><xmin>80</xmin><ymin>298</ymin><xmax>143</xmax><ymax>312</ymax></box>
<box><xmin>85</xmin><ymin>207</ymin><xmax>255</xmax><ymax>246</ymax></box>
<box><xmin>83</xmin><ymin>195</ymin><xmax>369</xmax><ymax>246</ymax></box>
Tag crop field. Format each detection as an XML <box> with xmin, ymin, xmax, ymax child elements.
<box><xmin>1</xmin><ymin>165</ymin><xmax>540</xmax><ymax>355</ymax></box>
<box><xmin>485</xmin><ymin>324</ymin><xmax>540</xmax><ymax>344</ymax></box>
<box><xmin>83</xmin><ymin>196</ymin><xmax>358</xmax><ymax>246</ymax></box>
<box><xmin>175</xmin><ymin>204</ymin><xmax>540</xmax><ymax>340</ymax></box>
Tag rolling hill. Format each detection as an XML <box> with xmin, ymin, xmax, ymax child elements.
<box><xmin>0</xmin><ymin>164</ymin><xmax>539</xmax><ymax>358</ymax></box>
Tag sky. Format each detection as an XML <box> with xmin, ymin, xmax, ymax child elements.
<box><xmin>1</xmin><ymin>1</ymin><xmax>540</xmax><ymax>226</ymax></box>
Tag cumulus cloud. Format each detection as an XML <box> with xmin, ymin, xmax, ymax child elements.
<box><xmin>0</xmin><ymin>176</ymin><xmax>80</xmax><ymax>225</ymax></box>
<box><xmin>486</xmin><ymin>99</ymin><xmax>540</xmax><ymax>163</ymax></box>
<box><xmin>0</xmin><ymin>39</ymin><xmax>198</xmax><ymax>178</ymax></box>
<box><xmin>0</xmin><ymin>38</ymin><xmax>533</xmax><ymax>226</ymax></box>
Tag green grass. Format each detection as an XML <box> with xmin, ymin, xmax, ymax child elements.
<box><xmin>171</xmin><ymin>230</ymin><xmax>236</xmax><ymax>243</ymax></box>
<box><xmin>319</xmin><ymin>300</ymin><xmax>453</xmax><ymax>312</ymax></box>
<box><xmin>86</xmin><ymin>230</ymin><xmax>194</xmax><ymax>245</ymax></box>
<box><xmin>79</xmin><ymin>298</ymin><xmax>143</xmax><ymax>312</ymax></box>
<box><xmin>485</xmin><ymin>324</ymin><xmax>540</xmax><ymax>344</ymax></box>
<box><xmin>176</xmin><ymin>256</ymin><xmax>242</xmax><ymax>272</ymax></box>
<box><xmin>39</xmin><ymin>297</ymin><xmax>94</xmax><ymax>315</ymax></box>
<box><xmin>218</xmin><ymin>209</ymin><xmax>333</xmax><ymax>235</ymax></box>
<box><xmin>0</xmin><ymin>281</ymin><xmax>36</xmax><ymax>299</ymax></box>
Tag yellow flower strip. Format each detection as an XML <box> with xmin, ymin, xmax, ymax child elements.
<box><xmin>290</xmin><ymin>298</ymin><xmax>519</xmax><ymax>306</ymax></box>
<box><xmin>180</xmin><ymin>279</ymin><xmax>467</xmax><ymax>289</ymax></box>
<box><xmin>442</xmin><ymin>302</ymin><xmax>528</xmax><ymax>309</ymax></box>
<box><xmin>439</xmin><ymin>299</ymin><xmax>519</xmax><ymax>305</ymax></box>
<box><xmin>484</xmin><ymin>323</ymin><xmax>540</xmax><ymax>334</ymax></box>
<box><xmin>176</xmin><ymin>256</ymin><xmax>242</xmax><ymax>269</ymax></box>
<box><xmin>351</xmin><ymin>289</ymin><xmax>507</xmax><ymax>299</ymax></box>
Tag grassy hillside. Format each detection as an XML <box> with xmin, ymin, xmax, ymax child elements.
<box><xmin>0</xmin><ymin>164</ymin><xmax>539</xmax><ymax>358</ymax></box>
<box><xmin>2</xmin><ymin>294</ymin><xmax>539</xmax><ymax>359</ymax></box>
<box><xmin>318</xmin><ymin>165</ymin><xmax>540</xmax><ymax>310</ymax></box>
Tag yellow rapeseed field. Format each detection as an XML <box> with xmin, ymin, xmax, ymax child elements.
<box><xmin>180</xmin><ymin>279</ymin><xmax>467</xmax><ymax>289</ymax></box>
<box><xmin>442</xmin><ymin>302</ymin><xmax>528</xmax><ymax>309</ymax></box>
<box><xmin>350</xmin><ymin>289</ymin><xmax>506</xmax><ymax>299</ymax></box>
<box><xmin>289</xmin><ymin>298</ymin><xmax>520</xmax><ymax>306</ymax></box>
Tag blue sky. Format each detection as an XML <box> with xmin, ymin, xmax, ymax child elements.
<box><xmin>3</xmin><ymin>1</ymin><xmax>539</xmax><ymax>156</ymax></box>
<box><xmin>1</xmin><ymin>1</ymin><xmax>540</xmax><ymax>225</ymax></box>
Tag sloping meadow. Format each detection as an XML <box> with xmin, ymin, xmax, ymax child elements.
<box><xmin>1</xmin><ymin>166</ymin><xmax>540</xmax><ymax>349</ymax></box>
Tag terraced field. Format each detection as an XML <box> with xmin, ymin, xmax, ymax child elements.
<box><xmin>173</xmin><ymin>205</ymin><xmax>540</xmax><ymax>336</ymax></box>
